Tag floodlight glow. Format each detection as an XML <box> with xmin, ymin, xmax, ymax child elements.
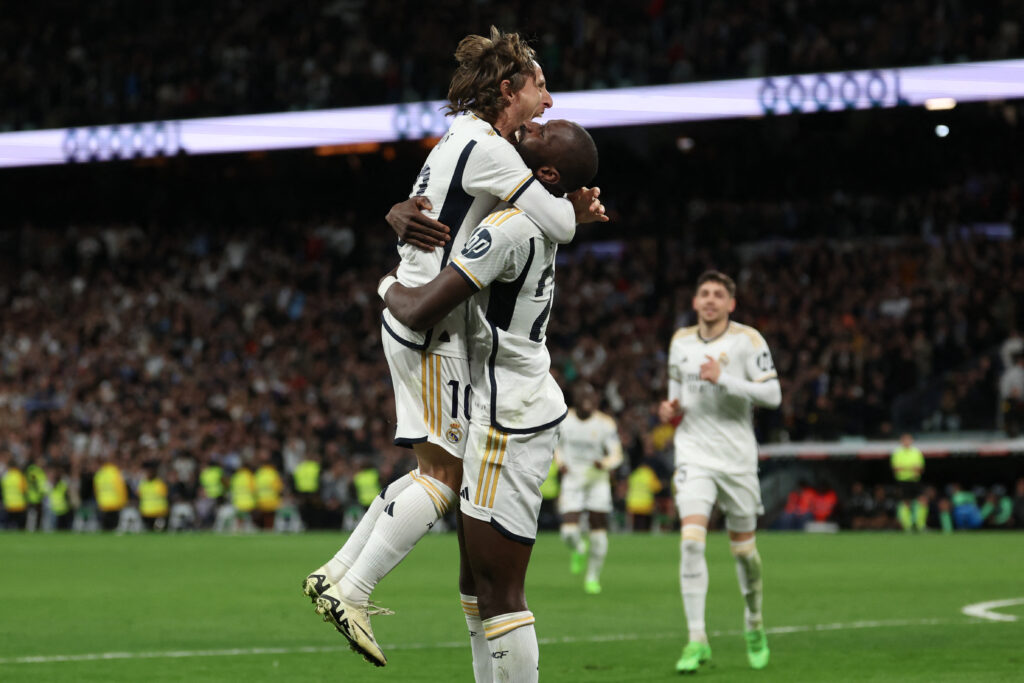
<box><xmin>935</xmin><ymin>124</ymin><xmax>950</xmax><ymax>137</ymax></box>
<box><xmin>2</xmin><ymin>59</ymin><xmax>1023</xmax><ymax>168</ymax></box>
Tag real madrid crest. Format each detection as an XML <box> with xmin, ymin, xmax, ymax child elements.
<box><xmin>445</xmin><ymin>422</ymin><xmax>463</xmax><ymax>444</ymax></box>
<box><xmin>718</xmin><ymin>352</ymin><xmax>729</xmax><ymax>366</ymax></box>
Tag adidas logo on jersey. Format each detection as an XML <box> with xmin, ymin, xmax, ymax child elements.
<box><xmin>460</xmin><ymin>487</ymin><xmax>470</xmax><ymax>501</ymax></box>
<box><xmin>384</xmin><ymin>502</ymin><xmax>396</xmax><ymax>517</ymax></box>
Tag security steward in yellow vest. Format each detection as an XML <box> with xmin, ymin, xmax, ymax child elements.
<box><xmin>25</xmin><ymin>460</ymin><xmax>47</xmax><ymax>529</ymax></box>
<box><xmin>200</xmin><ymin>463</ymin><xmax>226</xmax><ymax>503</ymax></box>
<box><xmin>49</xmin><ymin>465</ymin><xmax>74</xmax><ymax>531</ymax></box>
<box><xmin>230</xmin><ymin>464</ymin><xmax>256</xmax><ymax>526</ymax></box>
<box><xmin>255</xmin><ymin>459</ymin><xmax>284</xmax><ymax>531</ymax></box>
<box><xmin>2</xmin><ymin>456</ymin><xmax>29</xmax><ymax>530</ymax></box>
<box><xmin>94</xmin><ymin>459</ymin><xmax>128</xmax><ymax>531</ymax></box>
<box><xmin>352</xmin><ymin>463</ymin><xmax>381</xmax><ymax>510</ymax></box>
<box><xmin>139</xmin><ymin>466</ymin><xmax>170</xmax><ymax>531</ymax></box>
<box><xmin>293</xmin><ymin>458</ymin><xmax>321</xmax><ymax>529</ymax></box>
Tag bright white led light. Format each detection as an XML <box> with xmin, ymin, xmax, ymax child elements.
<box><xmin>935</xmin><ymin>124</ymin><xmax>950</xmax><ymax>137</ymax></box>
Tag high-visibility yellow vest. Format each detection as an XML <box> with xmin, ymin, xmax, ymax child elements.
<box><xmin>293</xmin><ymin>460</ymin><xmax>320</xmax><ymax>493</ymax></box>
<box><xmin>2</xmin><ymin>468</ymin><xmax>27</xmax><ymax>512</ymax></box>
<box><xmin>95</xmin><ymin>464</ymin><xmax>128</xmax><ymax>512</ymax></box>
<box><xmin>25</xmin><ymin>464</ymin><xmax>47</xmax><ymax>504</ymax></box>
<box><xmin>231</xmin><ymin>469</ymin><xmax>256</xmax><ymax>512</ymax></box>
<box><xmin>49</xmin><ymin>479</ymin><xmax>70</xmax><ymax>516</ymax></box>
<box><xmin>891</xmin><ymin>446</ymin><xmax>925</xmax><ymax>482</ymax></box>
<box><xmin>255</xmin><ymin>466</ymin><xmax>283</xmax><ymax>512</ymax></box>
<box><xmin>626</xmin><ymin>465</ymin><xmax>661</xmax><ymax>515</ymax></box>
<box><xmin>200</xmin><ymin>466</ymin><xmax>224</xmax><ymax>499</ymax></box>
<box><xmin>353</xmin><ymin>468</ymin><xmax>381</xmax><ymax>507</ymax></box>
<box><xmin>139</xmin><ymin>478</ymin><xmax>169</xmax><ymax>517</ymax></box>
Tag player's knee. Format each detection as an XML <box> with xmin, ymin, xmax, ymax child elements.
<box><xmin>730</xmin><ymin>536</ymin><xmax>757</xmax><ymax>559</ymax></box>
<box><xmin>681</xmin><ymin>524</ymin><xmax>707</xmax><ymax>556</ymax></box>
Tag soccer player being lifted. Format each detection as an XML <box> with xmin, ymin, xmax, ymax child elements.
<box><xmin>385</xmin><ymin>118</ymin><xmax>600</xmax><ymax>683</ymax></box>
<box><xmin>303</xmin><ymin>27</ymin><xmax>606</xmax><ymax>669</ymax></box>
<box><xmin>658</xmin><ymin>271</ymin><xmax>781</xmax><ymax>674</ymax></box>
<box><xmin>555</xmin><ymin>382</ymin><xmax>623</xmax><ymax>594</ymax></box>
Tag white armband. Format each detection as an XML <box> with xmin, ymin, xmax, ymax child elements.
<box><xmin>377</xmin><ymin>275</ymin><xmax>398</xmax><ymax>302</ymax></box>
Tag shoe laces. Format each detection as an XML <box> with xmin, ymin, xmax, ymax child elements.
<box><xmin>364</xmin><ymin>600</ymin><xmax>394</xmax><ymax>617</ymax></box>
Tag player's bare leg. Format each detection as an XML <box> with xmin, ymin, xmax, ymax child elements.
<box><xmin>583</xmin><ymin>511</ymin><xmax>609</xmax><ymax>594</ymax></box>
<box><xmin>463</xmin><ymin>513</ymin><xmax>539</xmax><ymax>683</ymax></box>
<box><xmin>729</xmin><ymin>527</ymin><xmax>769</xmax><ymax>669</ymax></box>
<box><xmin>559</xmin><ymin>510</ymin><xmax>588</xmax><ymax>575</ymax></box>
<box><xmin>677</xmin><ymin>513</ymin><xmax>712</xmax><ymax>673</ymax></box>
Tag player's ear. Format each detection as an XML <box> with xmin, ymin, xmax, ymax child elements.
<box><xmin>728</xmin><ymin>298</ymin><xmax>736</xmax><ymax>313</ymax></box>
<box><xmin>500</xmin><ymin>79</ymin><xmax>514</xmax><ymax>102</ymax></box>
<box><xmin>536</xmin><ymin>165</ymin><xmax>559</xmax><ymax>185</ymax></box>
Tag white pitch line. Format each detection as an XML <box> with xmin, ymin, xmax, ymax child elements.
<box><xmin>0</xmin><ymin>617</ymin><xmax>1008</xmax><ymax>666</ymax></box>
<box><xmin>961</xmin><ymin>598</ymin><xmax>1024</xmax><ymax>622</ymax></box>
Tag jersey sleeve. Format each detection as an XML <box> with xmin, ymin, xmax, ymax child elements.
<box><xmin>667</xmin><ymin>338</ymin><xmax>684</xmax><ymax>402</ymax></box>
<box><xmin>449</xmin><ymin>222</ymin><xmax>525</xmax><ymax>292</ymax></box>
<box><xmin>463</xmin><ymin>138</ymin><xmax>576</xmax><ymax>244</ymax></box>
<box><xmin>744</xmin><ymin>330</ymin><xmax>778</xmax><ymax>383</ymax></box>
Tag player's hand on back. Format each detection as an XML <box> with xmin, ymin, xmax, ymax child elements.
<box><xmin>568</xmin><ymin>187</ymin><xmax>609</xmax><ymax>224</ymax></box>
<box><xmin>658</xmin><ymin>399</ymin><xmax>683</xmax><ymax>423</ymax></box>
<box><xmin>386</xmin><ymin>196</ymin><xmax>450</xmax><ymax>251</ymax></box>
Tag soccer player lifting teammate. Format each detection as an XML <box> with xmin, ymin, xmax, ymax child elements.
<box><xmin>385</xmin><ymin>117</ymin><xmax>600</xmax><ymax>683</ymax></box>
<box><xmin>302</xmin><ymin>27</ymin><xmax>607</xmax><ymax>668</ymax></box>
<box><xmin>555</xmin><ymin>382</ymin><xmax>623</xmax><ymax>594</ymax></box>
<box><xmin>658</xmin><ymin>270</ymin><xmax>781</xmax><ymax>674</ymax></box>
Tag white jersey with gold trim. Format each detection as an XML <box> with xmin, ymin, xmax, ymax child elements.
<box><xmin>556</xmin><ymin>409</ymin><xmax>622</xmax><ymax>482</ymax></box>
<box><xmin>382</xmin><ymin>114</ymin><xmax>576</xmax><ymax>359</ymax></box>
<box><xmin>450</xmin><ymin>208</ymin><xmax>567</xmax><ymax>433</ymax></box>
<box><xmin>668</xmin><ymin>321</ymin><xmax>777</xmax><ymax>474</ymax></box>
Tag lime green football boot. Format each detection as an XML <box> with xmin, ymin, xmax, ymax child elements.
<box><xmin>570</xmin><ymin>550</ymin><xmax>587</xmax><ymax>575</ymax></box>
<box><xmin>675</xmin><ymin>640</ymin><xmax>711</xmax><ymax>674</ymax></box>
<box><xmin>744</xmin><ymin>627</ymin><xmax>770</xmax><ymax>669</ymax></box>
<box><xmin>583</xmin><ymin>579</ymin><xmax>602</xmax><ymax>594</ymax></box>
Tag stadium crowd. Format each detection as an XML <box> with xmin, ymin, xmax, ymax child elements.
<box><xmin>2</xmin><ymin>0</ymin><xmax>1021</xmax><ymax>130</ymax></box>
<box><xmin>1</xmin><ymin>196</ymin><xmax>1022</xmax><ymax>530</ymax></box>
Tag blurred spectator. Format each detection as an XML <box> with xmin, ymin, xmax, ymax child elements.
<box><xmin>844</xmin><ymin>481</ymin><xmax>874</xmax><ymax>530</ymax></box>
<box><xmin>293</xmin><ymin>455</ymin><xmax>322</xmax><ymax>530</ymax></box>
<box><xmin>999</xmin><ymin>352</ymin><xmax>1024</xmax><ymax>436</ymax></box>
<box><xmin>625</xmin><ymin>453</ymin><xmax>662</xmax><ymax>532</ymax></box>
<box><xmin>1</xmin><ymin>453</ymin><xmax>28</xmax><ymax>530</ymax></box>
<box><xmin>254</xmin><ymin>451</ymin><xmax>284</xmax><ymax>530</ymax></box>
<box><xmin>949</xmin><ymin>483</ymin><xmax>983</xmax><ymax>530</ymax></box>
<box><xmin>321</xmin><ymin>458</ymin><xmax>354</xmax><ymax>529</ymax></box>
<box><xmin>48</xmin><ymin>463</ymin><xmax>74</xmax><ymax>531</ymax></box>
<box><xmin>982</xmin><ymin>485</ymin><xmax>1014</xmax><ymax>529</ymax></box>
<box><xmin>229</xmin><ymin>462</ymin><xmax>257</xmax><ymax>532</ymax></box>
<box><xmin>138</xmin><ymin>463</ymin><xmax>168</xmax><ymax>532</ymax></box>
<box><xmin>774</xmin><ymin>480</ymin><xmax>815</xmax><ymax>530</ymax></box>
<box><xmin>352</xmin><ymin>459</ymin><xmax>381</xmax><ymax>512</ymax></box>
<box><xmin>891</xmin><ymin>433</ymin><xmax>927</xmax><ymax>532</ymax></box>
<box><xmin>1013</xmin><ymin>478</ymin><xmax>1024</xmax><ymax>528</ymax></box>
<box><xmin>809</xmin><ymin>481</ymin><xmax>838</xmax><ymax>525</ymax></box>
<box><xmin>94</xmin><ymin>455</ymin><xmax>127</xmax><ymax>531</ymax></box>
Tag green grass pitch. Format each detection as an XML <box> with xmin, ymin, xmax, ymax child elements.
<box><xmin>1</xmin><ymin>531</ymin><xmax>1022</xmax><ymax>682</ymax></box>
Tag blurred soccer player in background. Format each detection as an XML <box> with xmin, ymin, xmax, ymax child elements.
<box><xmin>555</xmin><ymin>382</ymin><xmax>623</xmax><ymax>594</ymax></box>
<box><xmin>659</xmin><ymin>270</ymin><xmax>781</xmax><ymax>674</ymax></box>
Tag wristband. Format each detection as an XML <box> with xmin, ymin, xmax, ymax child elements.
<box><xmin>377</xmin><ymin>275</ymin><xmax>398</xmax><ymax>302</ymax></box>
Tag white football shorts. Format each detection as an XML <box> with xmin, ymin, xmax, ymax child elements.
<box><xmin>558</xmin><ymin>471</ymin><xmax>613</xmax><ymax>514</ymax></box>
<box><xmin>382</xmin><ymin>329</ymin><xmax>470</xmax><ymax>459</ymax></box>
<box><xmin>673</xmin><ymin>464</ymin><xmax>764</xmax><ymax>533</ymax></box>
<box><xmin>460</xmin><ymin>421</ymin><xmax>558</xmax><ymax>544</ymax></box>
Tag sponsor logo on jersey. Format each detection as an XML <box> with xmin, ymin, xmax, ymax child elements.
<box><xmin>446</xmin><ymin>422</ymin><xmax>463</xmax><ymax>444</ymax></box>
<box><xmin>461</xmin><ymin>228</ymin><xmax>492</xmax><ymax>259</ymax></box>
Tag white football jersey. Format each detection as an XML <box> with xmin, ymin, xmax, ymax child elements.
<box><xmin>450</xmin><ymin>208</ymin><xmax>566</xmax><ymax>433</ymax></box>
<box><xmin>383</xmin><ymin>114</ymin><xmax>575</xmax><ymax>359</ymax></box>
<box><xmin>668</xmin><ymin>321</ymin><xmax>777</xmax><ymax>474</ymax></box>
<box><xmin>556</xmin><ymin>409</ymin><xmax>622</xmax><ymax>483</ymax></box>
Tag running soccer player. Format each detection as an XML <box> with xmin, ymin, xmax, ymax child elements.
<box><xmin>657</xmin><ymin>270</ymin><xmax>781</xmax><ymax>674</ymax></box>
<box><xmin>384</xmin><ymin>118</ymin><xmax>599</xmax><ymax>683</ymax></box>
<box><xmin>555</xmin><ymin>383</ymin><xmax>622</xmax><ymax>594</ymax></box>
<box><xmin>303</xmin><ymin>28</ymin><xmax>606</xmax><ymax>668</ymax></box>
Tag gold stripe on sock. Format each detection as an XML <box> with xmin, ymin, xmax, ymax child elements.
<box><xmin>411</xmin><ymin>472</ymin><xmax>448</xmax><ymax>517</ymax></box>
<box><xmin>484</xmin><ymin>614</ymin><xmax>536</xmax><ymax>640</ymax></box>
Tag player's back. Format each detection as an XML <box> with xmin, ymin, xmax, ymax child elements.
<box><xmin>385</xmin><ymin>114</ymin><xmax>538</xmax><ymax>358</ymax></box>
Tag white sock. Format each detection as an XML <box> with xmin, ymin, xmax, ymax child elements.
<box><xmin>560</xmin><ymin>523</ymin><xmax>585</xmax><ymax>553</ymax></box>
<box><xmin>585</xmin><ymin>529</ymin><xmax>608</xmax><ymax>583</ymax></box>
<box><xmin>483</xmin><ymin>611</ymin><xmax>538</xmax><ymax>683</ymax></box>
<box><xmin>731</xmin><ymin>538</ymin><xmax>764</xmax><ymax>630</ymax></box>
<box><xmin>680</xmin><ymin>524</ymin><xmax>709</xmax><ymax>643</ymax></box>
<box><xmin>461</xmin><ymin>594</ymin><xmax>492</xmax><ymax>683</ymax></box>
<box><xmin>327</xmin><ymin>471</ymin><xmax>416</xmax><ymax>583</ymax></box>
<box><xmin>339</xmin><ymin>472</ymin><xmax>456</xmax><ymax>603</ymax></box>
